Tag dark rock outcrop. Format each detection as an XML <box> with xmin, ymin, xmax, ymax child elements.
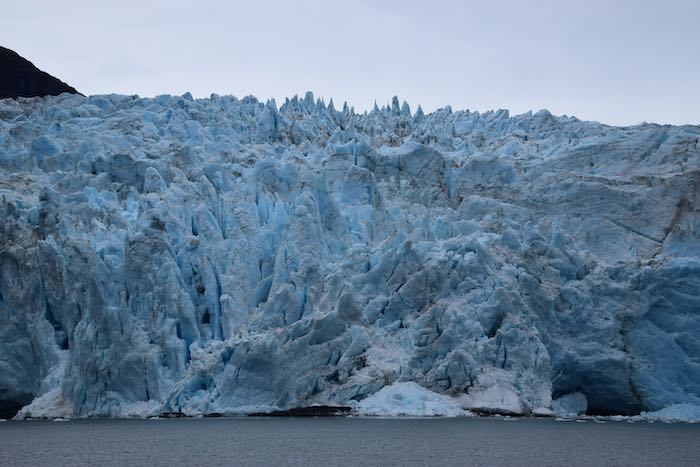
<box><xmin>0</xmin><ymin>46</ymin><xmax>79</xmax><ymax>99</ymax></box>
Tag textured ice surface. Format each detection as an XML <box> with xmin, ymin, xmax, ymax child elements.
<box><xmin>0</xmin><ymin>92</ymin><xmax>698</xmax><ymax>419</ymax></box>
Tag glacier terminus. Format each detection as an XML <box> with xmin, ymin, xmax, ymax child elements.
<box><xmin>0</xmin><ymin>92</ymin><xmax>698</xmax><ymax>420</ymax></box>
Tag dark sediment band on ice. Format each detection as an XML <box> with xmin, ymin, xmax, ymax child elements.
<box><xmin>250</xmin><ymin>406</ymin><xmax>353</xmax><ymax>417</ymax></box>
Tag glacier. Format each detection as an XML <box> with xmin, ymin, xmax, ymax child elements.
<box><xmin>0</xmin><ymin>92</ymin><xmax>698</xmax><ymax>419</ymax></box>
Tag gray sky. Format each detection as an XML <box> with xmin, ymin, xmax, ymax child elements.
<box><xmin>3</xmin><ymin>0</ymin><xmax>699</xmax><ymax>125</ymax></box>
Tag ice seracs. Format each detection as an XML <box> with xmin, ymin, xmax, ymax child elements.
<box><xmin>0</xmin><ymin>92</ymin><xmax>698</xmax><ymax>419</ymax></box>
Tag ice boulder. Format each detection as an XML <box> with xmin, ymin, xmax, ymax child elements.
<box><xmin>552</xmin><ymin>393</ymin><xmax>588</xmax><ymax>417</ymax></box>
<box><xmin>357</xmin><ymin>382</ymin><xmax>468</xmax><ymax>417</ymax></box>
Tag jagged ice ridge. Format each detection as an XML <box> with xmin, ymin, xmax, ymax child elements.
<box><xmin>0</xmin><ymin>92</ymin><xmax>698</xmax><ymax>419</ymax></box>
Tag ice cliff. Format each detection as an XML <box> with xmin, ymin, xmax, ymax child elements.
<box><xmin>0</xmin><ymin>92</ymin><xmax>698</xmax><ymax>419</ymax></box>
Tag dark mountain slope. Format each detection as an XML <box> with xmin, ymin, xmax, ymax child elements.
<box><xmin>0</xmin><ymin>46</ymin><xmax>79</xmax><ymax>99</ymax></box>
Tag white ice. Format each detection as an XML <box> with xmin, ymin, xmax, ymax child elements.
<box><xmin>357</xmin><ymin>382</ymin><xmax>468</xmax><ymax>417</ymax></box>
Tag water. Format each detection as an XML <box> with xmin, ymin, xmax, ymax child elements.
<box><xmin>1</xmin><ymin>417</ymin><xmax>699</xmax><ymax>466</ymax></box>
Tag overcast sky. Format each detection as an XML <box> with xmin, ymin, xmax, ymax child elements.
<box><xmin>3</xmin><ymin>0</ymin><xmax>699</xmax><ymax>125</ymax></box>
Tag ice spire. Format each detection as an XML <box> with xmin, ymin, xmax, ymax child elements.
<box><xmin>304</xmin><ymin>91</ymin><xmax>315</xmax><ymax>111</ymax></box>
<box><xmin>391</xmin><ymin>96</ymin><xmax>400</xmax><ymax>116</ymax></box>
<box><xmin>414</xmin><ymin>105</ymin><xmax>425</xmax><ymax>123</ymax></box>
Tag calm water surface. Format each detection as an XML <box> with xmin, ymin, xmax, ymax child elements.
<box><xmin>1</xmin><ymin>417</ymin><xmax>699</xmax><ymax>466</ymax></box>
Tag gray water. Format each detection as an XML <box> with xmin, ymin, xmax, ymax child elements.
<box><xmin>1</xmin><ymin>417</ymin><xmax>699</xmax><ymax>466</ymax></box>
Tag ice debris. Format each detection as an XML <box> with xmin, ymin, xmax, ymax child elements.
<box><xmin>357</xmin><ymin>382</ymin><xmax>468</xmax><ymax>417</ymax></box>
<box><xmin>552</xmin><ymin>392</ymin><xmax>588</xmax><ymax>417</ymax></box>
<box><xmin>639</xmin><ymin>404</ymin><xmax>700</xmax><ymax>423</ymax></box>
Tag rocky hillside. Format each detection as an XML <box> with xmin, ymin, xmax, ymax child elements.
<box><xmin>0</xmin><ymin>46</ymin><xmax>79</xmax><ymax>99</ymax></box>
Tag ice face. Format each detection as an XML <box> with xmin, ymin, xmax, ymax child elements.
<box><xmin>0</xmin><ymin>92</ymin><xmax>698</xmax><ymax>418</ymax></box>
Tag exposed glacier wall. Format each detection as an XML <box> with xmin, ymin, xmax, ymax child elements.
<box><xmin>0</xmin><ymin>92</ymin><xmax>698</xmax><ymax>418</ymax></box>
